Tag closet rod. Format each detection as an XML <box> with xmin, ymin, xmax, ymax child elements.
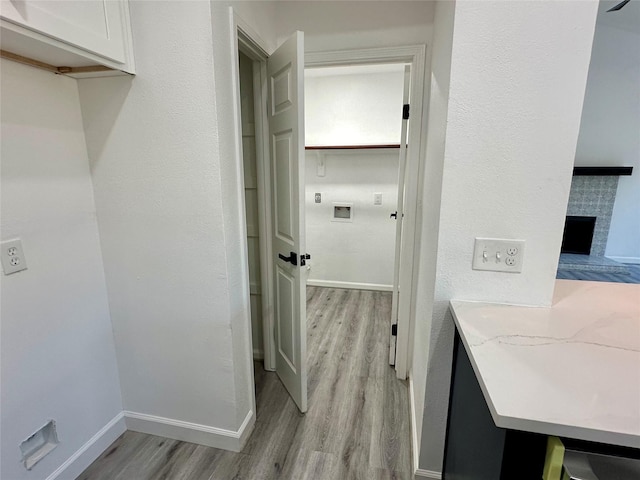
<box><xmin>305</xmin><ymin>144</ymin><xmax>400</xmax><ymax>150</ymax></box>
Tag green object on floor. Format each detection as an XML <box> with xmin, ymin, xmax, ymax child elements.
<box><xmin>542</xmin><ymin>436</ymin><xmax>565</xmax><ymax>480</ymax></box>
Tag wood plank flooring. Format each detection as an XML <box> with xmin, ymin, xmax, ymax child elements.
<box><xmin>78</xmin><ymin>287</ymin><xmax>411</xmax><ymax>480</ymax></box>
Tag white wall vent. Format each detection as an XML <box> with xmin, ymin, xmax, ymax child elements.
<box><xmin>20</xmin><ymin>420</ymin><xmax>59</xmax><ymax>470</ymax></box>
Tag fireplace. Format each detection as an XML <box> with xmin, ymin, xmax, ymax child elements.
<box><xmin>558</xmin><ymin>168</ymin><xmax>633</xmax><ymax>274</ymax></box>
<box><xmin>561</xmin><ymin>216</ymin><xmax>597</xmax><ymax>255</ymax></box>
<box><xmin>564</xmin><ymin>175</ymin><xmax>621</xmax><ymax>257</ymax></box>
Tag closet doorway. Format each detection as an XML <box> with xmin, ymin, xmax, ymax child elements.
<box><xmin>234</xmin><ymin>31</ymin><xmax>427</xmax><ymax>418</ymax></box>
<box><xmin>305</xmin><ymin>47</ymin><xmax>426</xmax><ymax>380</ymax></box>
<box><xmin>304</xmin><ymin>63</ymin><xmax>409</xmax><ymax>365</ymax></box>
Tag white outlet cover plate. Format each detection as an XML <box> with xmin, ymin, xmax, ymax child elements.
<box><xmin>472</xmin><ymin>237</ymin><xmax>525</xmax><ymax>273</ymax></box>
<box><xmin>1</xmin><ymin>238</ymin><xmax>28</xmax><ymax>275</ymax></box>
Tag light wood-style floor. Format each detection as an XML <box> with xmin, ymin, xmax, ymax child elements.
<box><xmin>78</xmin><ymin>287</ymin><xmax>411</xmax><ymax>479</ymax></box>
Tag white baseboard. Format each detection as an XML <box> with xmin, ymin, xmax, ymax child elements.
<box><xmin>606</xmin><ymin>256</ymin><xmax>640</xmax><ymax>265</ymax></box>
<box><xmin>415</xmin><ymin>469</ymin><xmax>442</xmax><ymax>479</ymax></box>
<box><xmin>46</xmin><ymin>412</ymin><xmax>126</xmax><ymax>480</ymax></box>
<box><xmin>124</xmin><ymin>409</ymin><xmax>255</xmax><ymax>452</ymax></box>
<box><xmin>306</xmin><ymin>279</ymin><xmax>393</xmax><ymax>292</ymax></box>
<box><xmin>409</xmin><ymin>375</ymin><xmax>420</xmax><ymax>476</ymax></box>
<box><xmin>409</xmin><ymin>376</ymin><xmax>442</xmax><ymax>479</ymax></box>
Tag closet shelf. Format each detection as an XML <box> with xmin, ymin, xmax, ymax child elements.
<box><xmin>305</xmin><ymin>144</ymin><xmax>400</xmax><ymax>150</ymax></box>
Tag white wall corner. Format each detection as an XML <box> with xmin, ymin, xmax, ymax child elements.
<box><xmin>45</xmin><ymin>413</ymin><xmax>126</xmax><ymax>480</ymax></box>
<box><xmin>235</xmin><ymin>409</ymin><xmax>256</xmax><ymax>451</ymax></box>
<box><xmin>123</xmin><ymin>410</ymin><xmax>255</xmax><ymax>453</ymax></box>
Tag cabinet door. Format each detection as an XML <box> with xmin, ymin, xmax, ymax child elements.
<box><xmin>1</xmin><ymin>0</ymin><xmax>132</xmax><ymax>66</ymax></box>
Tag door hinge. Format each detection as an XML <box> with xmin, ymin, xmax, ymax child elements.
<box><xmin>403</xmin><ymin>104</ymin><xmax>410</xmax><ymax>120</ymax></box>
<box><xmin>391</xmin><ymin>324</ymin><xmax>398</xmax><ymax>336</ymax></box>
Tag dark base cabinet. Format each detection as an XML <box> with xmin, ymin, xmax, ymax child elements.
<box><xmin>443</xmin><ymin>331</ymin><xmax>640</xmax><ymax>479</ymax></box>
<box><xmin>442</xmin><ymin>331</ymin><xmax>547</xmax><ymax>479</ymax></box>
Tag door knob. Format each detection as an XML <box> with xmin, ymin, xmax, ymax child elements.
<box><xmin>278</xmin><ymin>252</ymin><xmax>298</xmax><ymax>266</ymax></box>
<box><xmin>390</xmin><ymin>211</ymin><xmax>398</xmax><ymax>219</ymax></box>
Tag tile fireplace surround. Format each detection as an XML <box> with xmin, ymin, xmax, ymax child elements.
<box><xmin>559</xmin><ymin>171</ymin><xmax>630</xmax><ymax>274</ymax></box>
<box><xmin>565</xmin><ymin>175</ymin><xmax>618</xmax><ymax>257</ymax></box>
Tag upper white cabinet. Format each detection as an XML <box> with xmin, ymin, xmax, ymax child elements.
<box><xmin>1</xmin><ymin>0</ymin><xmax>135</xmax><ymax>76</ymax></box>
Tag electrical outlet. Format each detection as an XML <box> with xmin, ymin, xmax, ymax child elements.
<box><xmin>1</xmin><ymin>238</ymin><xmax>28</xmax><ymax>275</ymax></box>
<box><xmin>472</xmin><ymin>238</ymin><xmax>525</xmax><ymax>273</ymax></box>
<box><xmin>315</xmin><ymin>193</ymin><xmax>322</xmax><ymax>203</ymax></box>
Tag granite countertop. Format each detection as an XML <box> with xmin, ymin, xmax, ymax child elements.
<box><xmin>450</xmin><ymin>280</ymin><xmax>640</xmax><ymax>448</ymax></box>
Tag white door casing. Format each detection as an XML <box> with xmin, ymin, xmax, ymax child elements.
<box><xmin>267</xmin><ymin>31</ymin><xmax>308</xmax><ymax>413</ymax></box>
<box><xmin>390</xmin><ymin>65</ymin><xmax>412</xmax><ymax>366</ymax></box>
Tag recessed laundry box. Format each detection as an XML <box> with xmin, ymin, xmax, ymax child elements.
<box><xmin>332</xmin><ymin>203</ymin><xmax>353</xmax><ymax>222</ymax></box>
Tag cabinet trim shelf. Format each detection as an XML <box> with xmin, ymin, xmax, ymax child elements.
<box><xmin>0</xmin><ymin>50</ymin><xmax>119</xmax><ymax>77</ymax></box>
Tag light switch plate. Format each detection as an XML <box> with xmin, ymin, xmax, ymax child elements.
<box><xmin>1</xmin><ymin>238</ymin><xmax>28</xmax><ymax>275</ymax></box>
<box><xmin>472</xmin><ymin>238</ymin><xmax>525</xmax><ymax>273</ymax></box>
<box><xmin>373</xmin><ymin>193</ymin><xmax>382</xmax><ymax>205</ymax></box>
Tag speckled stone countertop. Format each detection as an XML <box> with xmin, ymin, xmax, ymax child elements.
<box><xmin>450</xmin><ymin>280</ymin><xmax>640</xmax><ymax>448</ymax></box>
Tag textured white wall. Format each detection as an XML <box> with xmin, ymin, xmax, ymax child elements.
<box><xmin>410</xmin><ymin>0</ymin><xmax>455</xmax><ymax>469</ymax></box>
<box><xmin>416</xmin><ymin>0</ymin><xmax>599</xmax><ymax>472</ymax></box>
<box><xmin>305</xmin><ymin>150</ymin><xmax>399</xmax><ymax>287</ymax></box>
<box><xmin>78</xmin><ymin>0</ymin><xmax>243</xmax><ymax>432</ymax></box>
<box><xmin>575</xmin><ymin>2</ymin><xmax>640</xmax><ymax>261</ymax></box>
<box><xmin>304</xmin><ymin>67</ymin><xmax>404</xmax><ymax>288</ymax></box>
<box><xmin>305</xmin><ymin>66</ymin><xmax>405</xmax><ymax>146</ymax></box>
<box><xmin>1</xmin><ymin>59</ymin><xmax>123</xmax><ymax>480</ymax></box>
<box><xmin>276</xmin><ymin>1</ymin><xmax>435</xmax><ymax>53</ymax></box>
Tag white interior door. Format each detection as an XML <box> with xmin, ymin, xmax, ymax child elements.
<box><xmin>267</xmin><ymin>31</ymin><xmax>308</xmax><ymax>413</ymax></box>
<box><xmin>389</xmin><ymin>65</ymin><xmax>411</xmax><ymax>366</ymax></box>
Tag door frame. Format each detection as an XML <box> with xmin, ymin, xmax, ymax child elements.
<box><xmin>231</xmin><ymin>22</ymin><xmax>427</xmax><ymax>380</ymax></box>
<box><xmin>231</xmin><ymin>10</ymin><xmax>277</xmax><ymax>371</ymax></box>
<box><xmin>306</xmin><ymin>46</ymin><xmax>427</xmax><ymax>380</ymax></box>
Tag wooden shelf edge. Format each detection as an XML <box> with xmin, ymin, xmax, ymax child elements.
<box><xmin>1</xmin><ymin>49</ymin><xmax>115</xmax><ymax>76</ymax></box>
<box><xmin>305</xmin><ymin>144</ymin><xmax>401</xmax><ymax>150</ymax></box>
